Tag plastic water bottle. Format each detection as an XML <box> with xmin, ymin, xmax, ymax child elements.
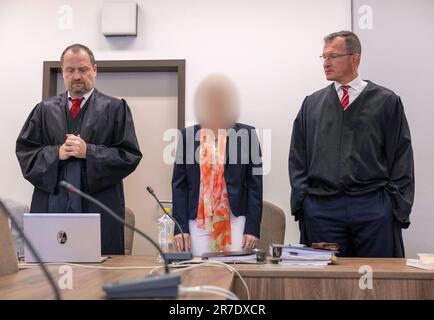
<box><xmin>157</xmin><ymin>207</ymin><xmax>175</xmax><ymax>262</ymax></box>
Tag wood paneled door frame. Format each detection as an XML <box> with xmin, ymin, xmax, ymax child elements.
<box><xmin>42</xmin><ymin>59</ymin><xmax>186</xmax><ymax>129</ymax></box>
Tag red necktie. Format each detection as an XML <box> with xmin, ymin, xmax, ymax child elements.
<box><xmin>69</xmin><ymin>97</ymin><xmax>84</xmax><ymax>119</ymax></box>
<box><xmin>340</xmin><ymin>85</ymin><xmax>350</xmax><ymax>110</ymax></box>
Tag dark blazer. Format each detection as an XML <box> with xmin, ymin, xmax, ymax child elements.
<box><xmin>172</xmin><ymin>123</ymin><xmax>263</xmax><ymax>238</ymax></box>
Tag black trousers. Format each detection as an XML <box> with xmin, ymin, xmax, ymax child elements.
<box><xmin>299</xmin><ymin>190</ymin><xmax>404</xmax><ymax>257</ymax></box>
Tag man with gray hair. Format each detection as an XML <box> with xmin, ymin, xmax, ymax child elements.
<box><xmin>289</xmin><ymin>31</ymin><xmax>414</xmax><ymax>257</ymax></box>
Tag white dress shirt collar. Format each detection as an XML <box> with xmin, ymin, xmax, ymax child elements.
<box><xmin>334</xmin><ymin>74</ymin><xmax>366</xmax><ymax>92</ymax></box>
<box><xmin>67</xmin><ymin>88</ymin><xmax>95</xmax><ymax>109</ymax></box>
<box><xmin>333</xmin><ymin>75</ymin><xmax>368</xmax><ymax>107</ymax></box>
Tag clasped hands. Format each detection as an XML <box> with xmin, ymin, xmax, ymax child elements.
<box><xmin>59</xmin><ymin>134</ymin><xmax>87</xmax><ymax>160</ymax></box>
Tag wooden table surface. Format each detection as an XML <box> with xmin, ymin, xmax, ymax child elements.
<box><xmin>231</xmin><ymin>258</ymin><xmax>434</xmax><ymax>299</ymax></box>
<box><xmin>1</xmin><ymin>256</ymin><xmax>433</xmax><ymax>300</ymax></box>
<box><xmin>233</xmin><ymin>257</ymin><xmax>434</xmax><ymax>279</ymax></box>
<box><xmin>0</xmin><ymin>256</ymin><xmax>234</xmax><ymax>300</ymax></box>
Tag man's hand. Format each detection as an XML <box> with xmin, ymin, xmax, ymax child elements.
<box><xmin>61</xmin><ymin>134</ymin><xmax>87</xmax><ymax>159</ymax></box>
<box><xmin>174</xmin><ymin>233</ymin><xmax>191</xmax><ymax>252</ymax></box>
<box><xmin>242</xmin><ymin>234</ymin><xmax>259</xmax><ymax>250</ymax></box>
<box><xmin>59</xmin><ymin>143</ymin><xmax>70</xmax><ymax>160</ymax></box>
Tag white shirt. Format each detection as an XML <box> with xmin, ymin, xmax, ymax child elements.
<box><xmin>334</xmin><ymin>75</ymin><xmax>368</xmax><ymax>106</ymax></box>
<box><xmin>67</xmin><ymin>88</ymin><xmax>94</xmax><ymax>110</ymax></box>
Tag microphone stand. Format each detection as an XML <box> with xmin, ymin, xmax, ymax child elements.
<box><xmin>59</xmin><ymin>181</ymin><xmax>180</xmax><ymax>298</ymax></box>
<box><xmin>0</xmin><ymin>200</ymin><xmax>62</xmax><ymax>300</ymax></box>
<box><xmin>146</xmin><ymin>186</ymin><xmax>193</xmax><ymax>263</ymax></box>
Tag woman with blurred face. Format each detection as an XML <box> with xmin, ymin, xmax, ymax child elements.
<box><xmin>172</xmin><ymin>74</ymin><xmax>263</xmax><ymax>257</ymax></box>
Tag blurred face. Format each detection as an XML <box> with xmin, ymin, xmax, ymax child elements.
<box><xmin>194</xmin><ymin>75</ymin><xmax>240</xmax><ymax>131</ymax></box>
<box><xmin>62</xmin><ymin>50</ymin><xmax>96</xmax><ymax>97</ymax></box>
<box><xmin>322</xmin><ymin>37</ymin><xmax>360</xmax><ymax>84</ymax></box>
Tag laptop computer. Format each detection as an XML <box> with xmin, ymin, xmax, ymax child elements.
<box><xmin>23</xmin><ymin>213</ymin><xmax>101</xmax><ymax>263</ymax></box>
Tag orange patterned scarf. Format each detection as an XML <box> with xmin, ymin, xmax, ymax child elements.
<box><xmin>197</xmin><ymin>129</ymin><xmax>232</xmax><ymax>252</ymax></box>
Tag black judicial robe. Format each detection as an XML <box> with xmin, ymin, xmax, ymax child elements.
<box><xmin>289</xmin><ymin>81</ymin><xmax>414</xmax><ymax>228</ymax></box>
<box><xmin>16</xmin><ymin>89</ymin><xmax>142</xmax><ymax>254</ymax></box>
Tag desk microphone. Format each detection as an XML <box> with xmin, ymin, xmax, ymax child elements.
<box><xmin>59</xmin><ymin>180</ymin><xmax>180</xmax><ymax>298</ymax></box>
<box><xmin>0</xmin><ymin>200</ymin><xmax>61</xmax><ymax>300</ymax></box>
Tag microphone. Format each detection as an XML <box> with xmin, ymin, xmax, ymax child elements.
<box><xmin>0</xmin><ymin>200</ymin><xmax>61</xmax><ymax>300</ymax></box>
<box><xmin>146</xmin><ymin>186</ymin><xmax>186</xmax><ymax>250</ymax></box>
<box><xmin>146</xmin><ymin>186</ymin><xmax>193</xmax><ymax>262</ymax></box>
<box><xmin>59</xmin><ymin>180</ymin><xmax>180</xmax><ymax>298</ymax></box>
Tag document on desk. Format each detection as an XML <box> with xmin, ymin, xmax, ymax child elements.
<box><xmin>407</xmin><ymin>254</ymin><xmax>434</xmax><ymax>270</ymax></box>
<box><xmin>202</xmin><ymin>249</ymin><xmax>265</xmax><ymax>263</ymax></box>
<box><xmin>281</xmin><ymin>254</ymin><xmax>332</xmax><ymax>261</ymax></box>
<box><xmin>262</xmin><ymin>263</ymin><xmax>326</xmax><ymax>269</ymax></box>
<box><xmin>270</xmin><ymin>245</ymin><xmax>334</xmax><ymax>266</ymax></box>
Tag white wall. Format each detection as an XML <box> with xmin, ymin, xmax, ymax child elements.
<box><xmin>0</xmin><ymin>0</ymin><xmax>351</xmax><ymax>246</ymax></box>
<box><xmin>353</xmin><ymin>0</ymin><xmax>434</xmax><ymax>258</ymax></box>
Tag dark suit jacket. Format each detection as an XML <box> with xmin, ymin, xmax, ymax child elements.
<box><xmin>172</xmin><ymin>123</ymin><xmax>263</xmax><ymax>238</ymax></box>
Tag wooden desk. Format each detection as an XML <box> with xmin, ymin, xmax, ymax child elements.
<box><xmin>1</xmin><ymin>257</ymin><xmax>433</xmax><ymax>300</ymax></box>
<box><xmin>231</xmin><ymin>258</ymin><xmax>434</xmax><ymax>299</ymax></box>
<box><xmin>0</xmin><ymin>256</ymin><xmax>233</xmax><ymax>300</ymax></box>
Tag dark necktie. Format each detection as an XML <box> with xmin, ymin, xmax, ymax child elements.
<box><xmin>69</xmin><ymin>97</ymin><xmax>84</xmax><ymax>118</ymax></box>
<box><xmin>340</xmin><ymin>85</ymin><xmax>350</xmax><ymax>110</ymax></box>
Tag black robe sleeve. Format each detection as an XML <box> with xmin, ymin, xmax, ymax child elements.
<box><xmin>384</xmin><ymin>95</ymin><xmax>415</xmax><ymax>228</ymax></box>
<box><xmin>171</xmin><ymin>128</ymin><xmax>190</xmax><ymax>235</ymax></box>
<box><xmin>288</xmin><ymin>97</ymin><xmax>309</xmax><ymax>221</ymax></box>
<box><xmin>15</xmin><ymin>103</ymin><xmax>61</xmax><ymax>194</ymax></box>
<box><xmin>85</xmin><ymin>99</ymin><xmax>142</xmax><ymax>194</ymax></box>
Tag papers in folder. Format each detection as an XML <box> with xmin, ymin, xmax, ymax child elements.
<box><xmin>201</xmin><ymin>249</ymin><xmax>265</xmax><ymax>263</ymax></box>
<box><xmin>270</xmin><ymin>244</ymin><xmax>334</xmax><ymax>266</ymax></box>
<box><xmin>407</xmin><ymin>254</ymin><xmax>434</xmax><ymax>270</ymax></box>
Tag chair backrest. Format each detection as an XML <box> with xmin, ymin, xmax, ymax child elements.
<box><xmin>3</xmin><ymin>199</ymin><xmax>28</xmax><ymax>258</ymax></box>
<box><xmin>124</xmin><ymin>207</ymin><xmax>135</xmax><ymax>255</ymax></box>
<box><xmin>256</xmin><ymin>201</ymin><xmax>286</xmax><ymax>256</ymax></box>
<box><xmin>0</xmin><ymin>201</ymin><xmax>19</xmax><ymax>276</ymax></box>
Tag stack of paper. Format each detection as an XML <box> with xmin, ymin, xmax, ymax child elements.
<box><xmin>406</xmin><ymin>254</ymin><xmax>434</xmax><ymax>270</ymax></box>
<box><xmin>275</xmin><ymin>246</ymin><xmax>334</xmax><ymax>266</ymax></box>
<box><xmin>201</xmin><ymin>249</ymin><xmax>265</xmax><ymax>264</ymax></box>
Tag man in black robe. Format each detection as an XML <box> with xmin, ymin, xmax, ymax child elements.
<box><xmin>289</xmin><ymin>31</ymin><xmax>414</xmax><ymax>257</ymax></box>
<box><xmin>16</xmin><ymin>44</ymin><xmax>142</xmax><ymax>255</ymax></box>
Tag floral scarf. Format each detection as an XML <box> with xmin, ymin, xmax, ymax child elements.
<box><xmin>197</xmin><ymin>129</ymin><xmax>232</xmax><ymax>252</ymax></box>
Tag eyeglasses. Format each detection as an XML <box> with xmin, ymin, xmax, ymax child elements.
<box><xmin>320</xmin><ymin>53</ymin><xmax>354</xmax><ymax>61</ymax></box>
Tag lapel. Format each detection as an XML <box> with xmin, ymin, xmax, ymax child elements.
<box><xmin>77</xmin><ymin>88</ymin><xmax>99</xmax><ymax>142</ymax></box>
<box><xmin>225</xmin><ymin>123</ymin><xmax>239</xmax><ymax>166</ymax></box>
<box><xmin>330</xmin><ymin>83</ymin><xmax>339</xmax><ymax>101</ymax></box>
<box><xmin>56</xmin><ymin>92</ymin><xmax>69</xmax><ymax>142</ymax></box>
<box><xmin>193</xmin><ymin>124</ymin><xmax>201</xmax><ymax>165</ymax></box>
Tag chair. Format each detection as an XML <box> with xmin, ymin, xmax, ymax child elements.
<box><xmin>2</xmin><ymin>199</ymin><xmax>29</xmax><ymax>258</ymax></box>
<box><xmin>256</xmin><ymin>201</ymin><xmax>286</xmax><ymax>256</ymax></box>
<box><xmin>124</xmin><ymin>207</ymin><xmax>135</xmax><ymax>255</ymax></box>
<box><xmin>0</xmin><ymin>200</ymin><xmax>19</xmax><ymax>276</ymax></box>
